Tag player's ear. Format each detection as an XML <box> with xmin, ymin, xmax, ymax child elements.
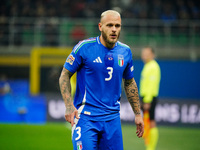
<box><xmin>98</xmin><ymin>23</ymin><xmax>102</xmax><ymax>31</ymax></box>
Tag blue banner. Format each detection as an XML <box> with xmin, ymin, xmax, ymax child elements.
<box><xmin>133</xmin><ymin>60</ymin><xmax>200</xmax><ymax>99</ymax></box>
<box><xmin>0</xmin><ymin>94</ymin><xmax>46</xmax><ymax>124</ymax></box>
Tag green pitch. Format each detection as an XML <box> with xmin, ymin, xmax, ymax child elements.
<box><xmin>0</xmin><ymin>123</ymin><xmax>199</xmax><ymax>150</ymax></box>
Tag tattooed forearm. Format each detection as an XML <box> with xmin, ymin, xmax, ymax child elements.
<box><xmin>124</xmin><ymin>78</ymin><xmax>141</xmax><ymax>115</ymax></box>
<box><xmin>59</xmin><ymin>68</ymin><xmax>75</xmax><ymax>114</ymax></box>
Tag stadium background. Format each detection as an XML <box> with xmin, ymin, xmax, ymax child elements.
<box><xmin>0</xmin><ymin>0</ymin><xmax>200</xmax><ymax>150</ymax></box>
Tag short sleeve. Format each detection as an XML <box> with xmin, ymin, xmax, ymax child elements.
<box><xmin>64</xmin><ymin>44</ymin><xmax>83</xmax><ymax>73</ymax></box>
<box><xmin>123</xmin><ymin>50</ymin><xmax>134</xmax><ymax>79</ymax></box>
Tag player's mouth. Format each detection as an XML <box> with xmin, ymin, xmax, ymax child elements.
<box><xmin>110</xmin><ymin>34</ymin><xmax>117</xmax><ymax>39</ymax></box>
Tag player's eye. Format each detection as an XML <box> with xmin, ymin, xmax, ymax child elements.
<box><xmin>115</xmin><ymin>24</ymin><xmax>121</xmax><ymax>28</ymax></box>
<box><xmin>107</xmin><ymin>24</ymin><xmax>113</xmax><ymax>27</ymax></box>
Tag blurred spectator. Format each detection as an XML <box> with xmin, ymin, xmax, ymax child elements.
<box><xmin>176</xmin><ymin>0</ymin><xmax>190</xmax><ymax>20</ymax></box>
<box><xmin>35</xmin><ymin>1</ymin><xmax>46</xmax><ymax>17</ymax></box>
<box><xmin>188</xmin><ymin>1</ymin><xmax>200</xmax><ymax>20</ymax></box>
<box><xmin>0</xmin><ymin>30</ymin><xmax>7</xmax><ymax>46</ymax></box>
<box><xmin>0</xmin><ymin>14</ymin><xmax>8</xmax><ymax>45</ymax></box>
<box><xmin>121</xmin><ymin>0</ymin><xmax>137</xmax><ymax>18</ymax></box>
<box><xmin>127</xmin><ymin>0</ymin><xmax>148</xmax><ymax>19</ymax></box>
<box><xmin>43</xmin><ymin>18</ymin><xmax>59</xmax><ymax>46</ymax></box>
<box><xmin>10</xmin><ymin>3</ymin><xmax>19</xmax><ymax>17</ymax></box>
<box><xmin>21</xmin><ymin>5</ymin><xmax>35</xmax><ymax>17</ymax></box>
<box><xmin>70</xmin><ymin>0</ymin><xmax>86</xmax><ymax>18</ymax></box>
<box><xmin>160</xmin><ymin>2</ymin><xmax>177</xmax><ymax>23</ymax></box>
<box><xmin>138</xmin><ymin>0</ymin><xmax>148</xmax><ymax>19</ymax></box>
<box><xmin>179</xmin><ymin>10</ymin><xmax>190</xmax><ymax>20</ymax></box>
<box><xmin>70</xmin><ymin>24</ymin><xmax>87</xmax><ymax>45</ymax></box>
<box><xmin>59</xmin><ymin>0</ymin><xmax>71</xmax><ymax>17</ymax></box>
<box><xmin>22</xmin><ymin>23</ymin><xmax>34</xmax><ymax>45</ymax></box>
<box><xmin>47</xmin><ymin>8</ymin><xmax>57</xmax><ymax>17</ymax></box>
<box><xmin>150</xmin><ymin>0</ymin><xmax>162</xmax><ymax>19</ymax></box>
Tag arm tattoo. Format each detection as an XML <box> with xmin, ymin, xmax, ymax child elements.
<box><xmin>59</xmin><ymin>68</ymin><xmax>75</xmax><ymax>114</ymax></box>
<box><xmin>124</xmin><ymin>78</ymin><xmax>141</xmax><ymax>115</ymax></box>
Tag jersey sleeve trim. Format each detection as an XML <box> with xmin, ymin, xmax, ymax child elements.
<box><xmin>73</xmin><ymin>38</ymin><xmax>96</xmax><ymax>54</ymax></box>
<box><xmin>117</xmin><ymin>41</ymin><xmax>130</xmax><ymax>49</ymax></box>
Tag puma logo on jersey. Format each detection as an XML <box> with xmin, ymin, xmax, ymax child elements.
<box><xmin>93</xmin><ymin>57</ymin><xmax>102</xmax><ymax>63</ymax></box>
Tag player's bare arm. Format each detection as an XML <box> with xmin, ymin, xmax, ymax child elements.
<box><xmin>124</xmin><ymin>78</ymin><xmax>141</xmax><ymax>115</ymax></box>
<box><xmin>59</xmin><ymin>67</ymin><xmax>79</xmax><ymax>126</ymax></box>
<box><xmin>124</xmin><ymin>77</ymin><xmax>144</xmax><ymax>138</ymax></box>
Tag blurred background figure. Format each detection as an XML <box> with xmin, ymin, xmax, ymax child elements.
<box><xmin>140</xmin><ymin>47</ymin><xmax>161</xmax><ymax>150</ymax></box>
<box><xmin>70</xmin><ymin>23</ymin><xmax>87</xmax><ymax>45</ymax></box>
<box><xmin>43</xmin><ymin>19</ymin><xmax>59</xmax><ymax>46</ymax></box>
<box><xmin>0</xmin><ymin>74</ymin><xmax>11</xmax><ymax>95</ymax></box>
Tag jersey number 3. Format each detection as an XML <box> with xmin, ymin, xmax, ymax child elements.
<box><xmin>75</xmin><ymin>126</ymin><xmax>81</xmax><ymax>140</ymax></box>
<box><xmin>105</xmin><ymin>67</ymin><xmax>113</xmax><ymax>81</ymax></box>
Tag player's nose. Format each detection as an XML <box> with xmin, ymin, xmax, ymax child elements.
<box><xmin>112</xmin><ymin>26</ymin><xmax>117</xmax><ymax>32</ymax></box>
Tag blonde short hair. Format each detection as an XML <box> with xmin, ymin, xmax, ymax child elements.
<box><xmin>100</xmin><ymin>10</ymin><xmax>121</xmax><ymax>22</ymax></box>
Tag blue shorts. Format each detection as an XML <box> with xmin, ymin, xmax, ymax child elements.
<box><xmin>72</xmin><ymin>116</ymin><xmax>123</xmax><ymax>150</ymax></box>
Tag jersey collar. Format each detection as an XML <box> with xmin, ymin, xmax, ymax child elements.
<box><xmin>97</xmin><ymin>36</ymin><xmax>118</xmax><ymax>48</ymax></box>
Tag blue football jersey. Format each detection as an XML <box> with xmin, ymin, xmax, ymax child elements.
<box><xmin>64</xmin><ymin>36</ymin><xmax>134</xmax><ymax>121</ymax></box>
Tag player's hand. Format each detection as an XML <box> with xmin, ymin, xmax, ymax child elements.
<box><xmin>65</xmin><ymin>105</ymin><xmax>80</xmax><ymax>127</ymax></box>
<box><xmin>143</xmin><ymin>103</ymin><xmax>151</xmax><ymax>111</ymax></box>
<box><xmin>135</xmin><ymin>115</ymin><xmax>144</xmax><ymax>138</ymax></box>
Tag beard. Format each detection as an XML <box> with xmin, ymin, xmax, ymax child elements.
<box><xmin>102</xmin><ymin>30</ymin><xmax>120</xmax><ymax>46</ymax></box>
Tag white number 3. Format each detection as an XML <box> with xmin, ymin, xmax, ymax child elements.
<box><xmin>105</xmin><ymin>67</ymin><xmax>113</xmax><ymax>81</ymax></box>
<box><xmin>75</xmin><ymin>127</ymin><xmax>81</xmax><ymax>140</ymax></box>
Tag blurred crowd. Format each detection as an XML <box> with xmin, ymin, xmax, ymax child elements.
<box><xmin>0</xmin><ymin>0</ymin><xmax>199</xmax><ymax>47</ymax></box>
<box><xmin>0</xmin><ymin>0</ymin><xmax>199</xmax><ymax>20</ymax></box>
<box><xmin>121</xmin><ymin>0</ymin><xmax>199</xmax><ymax>20</ymax></box>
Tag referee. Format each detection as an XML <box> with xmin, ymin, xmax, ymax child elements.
<box><xmin>140</xmin><ymin>47</ymin><xmax>161</xmax><ymax>150</ymax></box>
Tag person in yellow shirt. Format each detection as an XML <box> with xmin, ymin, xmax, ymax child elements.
<box><xmin>140</xmin><ymin>47</ymin><xmax>161</xmax><ymax>150</ymax></box>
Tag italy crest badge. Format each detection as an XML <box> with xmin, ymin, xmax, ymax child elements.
<box><xmin>118</xmin><ymin>55</ymin><xmax>124</xmax><ymax>67</ymax></box>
